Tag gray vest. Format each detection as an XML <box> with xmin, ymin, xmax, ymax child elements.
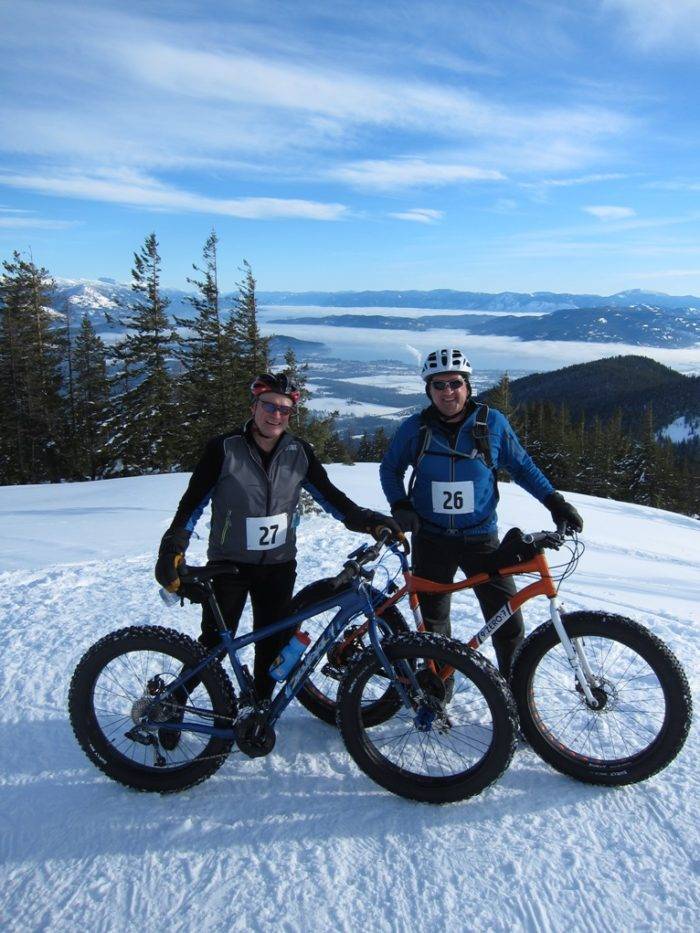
<box><xmin>208</xmin><ymin>429</ymin><xmax>310</xmax><ymax>564</ymax></box>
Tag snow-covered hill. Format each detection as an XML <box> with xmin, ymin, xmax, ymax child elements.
<box><xmin>0</xmin><ymin>468</ymin><xmax>698</xmax><ymax>931</ymax></box>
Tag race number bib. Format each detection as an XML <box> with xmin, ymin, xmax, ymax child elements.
<box><xmin>245</xmin><ymin>513</ymin><xmax>288</xmax><ymax>550</ymax></box>
<box><xmin>431</xmin><ymin>481</ymin><xmax>474</xmax><ymax>514</ymax></box>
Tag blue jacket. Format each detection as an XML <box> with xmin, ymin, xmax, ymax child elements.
<box><xmin>380</xmin><ymin>403</ymin><xmax>554</xmax><ymax>536</ymax></box>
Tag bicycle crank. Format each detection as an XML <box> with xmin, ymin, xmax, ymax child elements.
<box><xmin>234</xmin><ymin>711</ymin><xmax>276</xmax><ymax>758</ymax></box>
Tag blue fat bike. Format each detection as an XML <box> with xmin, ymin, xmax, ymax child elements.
<box><xmin>68</xmin><ymin>535</ymin><xmax>518</xmax><ymax>804</ymax></box>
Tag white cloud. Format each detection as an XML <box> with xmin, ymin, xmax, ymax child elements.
<box><xmin>0</xmin><ymin>169</ymin><xmax>348</xmax><ymax>221</ymax></box>
<box><xmin>0</xmin><ymin>216</ymin><xmax>78</xmax><ymax>229</ymax></box>
<box><xmin>604</xmin><ymin>0</ymin><xmax>700</xmax><ymax>51</ymax></box>
<box><xmin>524</xmin><ymin>172</ymin><xmax>628</xmax><ymax>189</ymax></box>
<box><xmin>492</xmin><ymin>198</ymin><xmax>518</xmax><ymax>213</ymax></box>
<box><xmin>330</xmin><ymin>158</ymin><xmax>504</xmax><ymax>191</ymax></box>
<box><xmin>388</xmin><ymin>208</ymin><xmax>444</xmax><ymax>224</ymax></box>
<box><xmin>0</xmin><ymin>4</ymin><xmax>633</xmax><ymax>180</ymax></box>
<box><xmin>583</xmin><ymin>205</ymin><xmax>636</xmax><ymax>221</ymax></box>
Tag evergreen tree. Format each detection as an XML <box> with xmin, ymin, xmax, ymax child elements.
<box><xmin>176</xmin><ymin>230</ymin><xmax>230</xmax><ymax>465</ymax></box>
<box><xmin>223</xmin><ymin>260</ymin><xmax>269</xmax><ymax>425</ymax></box>
<box><xmin>0</xmin><ymin>251</ymin><xmax>65</xmax><ymax>483</ymax></box>
<box><xmin>105</xmin><ymin>233</ymin><xmax>178</xmax><ymax>474</ymax></box>
<box><xmin>487</xmin><ymin>372</ymin><xmax>523</xmax><ymax>433</ymax></box>
<box><xmin>279</xmin><ymin>347</ymin><xmax>351</xmax><ymax>462</ymax></box>
<box><xmin>72</xmin><ymin>315</ymin><xmax>110</xmax><ymax>479</ymax></box>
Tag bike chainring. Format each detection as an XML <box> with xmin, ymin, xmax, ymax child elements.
<box><xmin>234</xmin><ymin>711</ymin><xmax>276</xmax><ymax>758</ymax></box>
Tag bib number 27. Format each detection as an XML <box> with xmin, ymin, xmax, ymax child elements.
<box><xmin>246</xmin><ymin>513</ymin><xmax>288</xmax><ymax>551</ymax></box>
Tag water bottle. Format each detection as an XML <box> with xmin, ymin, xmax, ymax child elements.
<box><xmin>159</xmin><ymin>587</ymin><xmax>180</xmax><ymax>607</ymax></box>
<box><xmin>269</xmin><ymin>630</ymin><xmax>311</xmax><ymax>681</ymax></box>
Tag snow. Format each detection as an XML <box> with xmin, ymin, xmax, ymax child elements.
<box><xmin>1</xmin><ymin>468</ymin><xmax>698</xmax><ymax>931</ymax></box>
<box><xmin>304</xmin><ymin>396</ymin><xmax>406</xmax><ymax>417</ymax></box>
<box><xmin>658</xmin><ymin>416</ymin><xmax>699</xmax><ymax>443</ymax></box>
<box><xmin>337</xmin><ymin>375</ymin><xmax>425</xmax><ymax>394</ymax></box>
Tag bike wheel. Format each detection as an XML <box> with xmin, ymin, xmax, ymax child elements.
<box><xmin>296</xmin><ymin>597</ymin><xmax>409</xmax><ymax>727</ymax></box>
<box><xmin>511</xmin><ymin>612</ymin><xmax>692</xmax><ymax>786</ymax></box>
<box><xmin>69</xmin><ymin>625</ymin><xmax>237</xmax><ymax>793</ymax></box>
<box><xmin>337</xmin><ymin>633</ymin><xmax>517</xmax><ymax>803</ymax></box>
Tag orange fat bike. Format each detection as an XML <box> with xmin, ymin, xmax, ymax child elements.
<box><xmin>297</xmin><ymin>527</ymin><xmax>692</xmax><ymax>787</ymax></box>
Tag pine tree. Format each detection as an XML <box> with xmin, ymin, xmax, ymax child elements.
<box><xmin>0</xmin><ymin>251</ymin><xmax>65</xmax><ymax>483</ymax></box>
<box><xmin>487</xmin><ymin>372</ymin><xmax>522</xmax><ymax>432</ymax></box>
<box><xmin>223</xmin><ymin>260</ymin><xmax>270</xmax><ymax>425</ymax></box>
<box><xmin>176</xmin><ymin>230</ymin><xmax>231</xmax><ymax>465</ymax></box>
<box><xmin>72</xmin><ymin>315</ymin><xmax>110</xmax><ymax>479</ymax></box>
<box><xmin>278</xmin><ymin>347</ymin><xmax>351</xmax><ymax>462</ymax></box>
<box><xmin>105</xmin><ymin>233</ymin><xmax>178</xmax><ymax>474</ymax></box>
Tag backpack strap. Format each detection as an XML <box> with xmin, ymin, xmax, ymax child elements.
<box><xmin>407</xmin><ymin>413</ymin><xmax>432</xmax><ymax>497</ymax></box>
<box><xmin>472</xmin><ymin>402</ymin><xmax>499</xmax><ymax>508</ymax></box>
<box><xmin>471</xmin><ymin>403</ymin><xmax>493</xmax><ymax>468</ymax></box>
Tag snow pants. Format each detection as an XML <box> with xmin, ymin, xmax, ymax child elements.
<box><xmin>199</xmin><ymin>560</ymin><xmax>297</xmax><ymax>699</ymax></box>
<box><xmin>412</xmin><ymin>530</ymin><xmax>524</xmax><ymax>676</ymax></box>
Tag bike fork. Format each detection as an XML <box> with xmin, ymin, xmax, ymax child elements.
<box><xmin>548</xmin><ymin>598</ymin><xmax>600</xmax><ymax>707</ymax></box>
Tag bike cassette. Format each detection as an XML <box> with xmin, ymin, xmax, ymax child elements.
<box><xmin>234</xmin><ymin>711</ymin><xmax>276</xmax><ymax>758</ymax></box>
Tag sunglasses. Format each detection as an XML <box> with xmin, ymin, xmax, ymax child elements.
<box><xmin>259</xmin><ymin>400</ymin><xmax>295</xmax><ymax>417</ymax></box>
<box><xmin>431</xmin><ymin>378</ymin><xmax>465</xmax><ymax>391</ymax></box>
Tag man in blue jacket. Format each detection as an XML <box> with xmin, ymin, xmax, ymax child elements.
<box><xmin>380</xmin><ymin>348</ymin><xmax>582</xmax><ymax>677</ymax></box>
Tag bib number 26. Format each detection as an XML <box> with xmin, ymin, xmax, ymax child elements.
<box><xmin>431</xmin><ymin>481</ymin><xmax>474</xmax><ymax>514</ymax></box>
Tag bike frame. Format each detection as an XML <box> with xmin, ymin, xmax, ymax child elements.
<box><xmin>149</xmin><ymin>578</ymin><xmax>402</xmax><ymax>740</ymax></box>
<box><xmin>337</xmin><ymin>542</ymin><xmax>600</xmax><ymax>706</ymax></box>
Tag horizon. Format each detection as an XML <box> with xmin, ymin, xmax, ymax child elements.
<box><xmin>54</xmin><ymin>276</ymin><xmax>700</xmax><ymax>301</ymax></box>
<box><xmin>2</xmin><ymin>2</ymin><xmax>700</xmax><ymax>294</ymax></box>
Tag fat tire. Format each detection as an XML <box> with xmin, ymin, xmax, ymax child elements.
<box><xmin>69</xmin><ymin>625</ymin><xmax>236</xmax><ymax>793</ymax></box>
<box><xmin>296</xmin><ymin>598</ymin><xmax>410</xmax><ymax>726</ymax></box>
<box><xmin>511</xmin><ymin>611</ymin><xmax>692</xmax><ymax>786</ymax></box>
<box><xmin>337</xmin><ymin>633</ymin><xmax>517</xmax><ymax>803</ymax></box>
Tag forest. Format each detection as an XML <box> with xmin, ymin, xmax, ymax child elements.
<box><xmin>1</xmin><ymin>232</ymin><xmax>696</xmax><ymax>517</ymax></box>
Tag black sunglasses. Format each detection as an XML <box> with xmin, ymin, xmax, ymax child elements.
<box><xmin>259</xmin><ymin>400</ymin><xmax>294</xmax><ymax>416</ymax></box>
<box><xmin>431</xmin><ymin>378</ymin><xmax>465</xmax><ymax>391</ymax></box>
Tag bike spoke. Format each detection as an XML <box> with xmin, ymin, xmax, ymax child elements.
<box><xmin>530</xmin><ymin>635</ymin><xmax>666</xmax><ymax>762</ymax></box>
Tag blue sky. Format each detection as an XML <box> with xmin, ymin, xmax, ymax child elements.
<box><xmin>1</xmin><ymin>0</ymin><xmax>700</xmax><ymax>294</ymax></box>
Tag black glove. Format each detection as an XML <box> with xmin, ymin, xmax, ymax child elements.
<box><xmin>544</xmin><ymin>492</ymin><xmax>583</xmax><ymax>533</ymax></box>
<box><xmin>155</xmin><ymin>528</ymin><xmax>191</xmax><ymax>591</ymax></box>
<box><xmin>345</xmin><ymin>508</ymin><xmax>403</xmax><ymax>542</ymax></box>
<box><xmin>390</xmin><ymin>498</ymin><xmax>422</xmax><ymax>534</ymax></box>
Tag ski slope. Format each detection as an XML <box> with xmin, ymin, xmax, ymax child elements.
<box><xmin>0</xmin><ymin>467</ymin><xmax>698</xmax><ymax>932</ymax></box>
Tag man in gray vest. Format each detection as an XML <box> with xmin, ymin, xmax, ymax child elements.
<box><xmin>156</xmin><ymin>372</ymin><xmax>400</xmax><ymax>704</ymax></box>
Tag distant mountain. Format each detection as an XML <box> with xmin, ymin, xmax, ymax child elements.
<box><xmin>52</xmin><ymin>278</ymin><xmax>326</xmax><ymax>355</ymax></box>
<box><xmin>274</xmin><ymin>304</ymin><xmax>700</xmax><ymax>348</ymax></box>
<box><xmin>481</xmin><ymin>355</ymin><xmax>700</xmax><ymax>440</ymax></box>
<box><xmin>259</xmin><ymin>287</ymin><xmax>700</xmax><ymax>312</ymax></box>
<box><xmin>50</xmin><ymin>279</ymin><xmax>700</xmax><ymax>349</ymax></box>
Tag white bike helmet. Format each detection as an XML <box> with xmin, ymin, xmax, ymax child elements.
<box><xmin>421</xmin><ymin>348</ymin><xmax>472</xmax><ymax>381</ymax></box>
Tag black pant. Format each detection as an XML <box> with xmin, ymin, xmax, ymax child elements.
<box><xmin>412</xmin><ymin>531</ymin><xmax>524</xmax><ymax>676</ymax></box>
<box><xmin>199</xmin><ymin>560</ymin><xmax>297</xmax><ymax>699</ymax></box>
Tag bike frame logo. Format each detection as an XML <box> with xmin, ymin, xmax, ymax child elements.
<box><xmin>472</xmin><ymin>602</ymin><xmax>512</xmax><ymax>647</ymax></box>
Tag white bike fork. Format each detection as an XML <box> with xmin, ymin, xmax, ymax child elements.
<box><xmin>548</xmin><ymin>597</ymin><xmax>600</xmax><ymax>707</ymax></box>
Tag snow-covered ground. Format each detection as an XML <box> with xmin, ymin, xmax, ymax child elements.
<box><xmin>304</xmin><ymin>396</ymin><xmax>406</xmax><ymax>417</ymax></box>
<box><xmin>1</xmin><ymin>468</ymin><xmax>698</xmax><ymax>931</ymax></box>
